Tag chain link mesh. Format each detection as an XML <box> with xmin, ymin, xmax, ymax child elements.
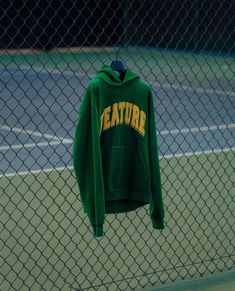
<box><xmin>0</xmin><ymin>0</ymin><xmax>234</xmax><ymax>290</ymax></box>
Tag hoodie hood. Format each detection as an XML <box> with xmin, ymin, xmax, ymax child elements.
<box><xmin>95</xmin><ymin>65</ymin><xmax>139</xmax><ymax>86</ymax></box>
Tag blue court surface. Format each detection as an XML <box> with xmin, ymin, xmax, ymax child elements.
<box><xmin>0</xmin><ymin>64</ymin><xmax>234</xmax><ymax>176</ymax></box>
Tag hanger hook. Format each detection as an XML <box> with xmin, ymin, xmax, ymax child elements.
<box><xmin>116</xmin><ymin>45</ymin><xmax>121</xmax><ymax>60</ymax></box>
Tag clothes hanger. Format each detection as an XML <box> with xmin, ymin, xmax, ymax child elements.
<box><xmin>110</xmin><ymin>59</ymin><xmax>125</xmax><ymax>73</ymax></box>
<box><xmin>110</xmin><ymin>46</ymin><xmax>126</xmax><ymax>80</ymax></box>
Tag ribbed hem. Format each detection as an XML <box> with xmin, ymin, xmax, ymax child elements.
<box><xmin>92</xmin><ymin>224</ymin><xmax>104</xmax><ymax>237</ymax></box>
<box><xmin>105</xmin><ymin>200</ymin><xmax>148</xmax><ymax>214</ymax></box>
<box><xmin>152</xmin><ymin>219</ymin><xmax>164</xmax><ymax>230</ymax></box>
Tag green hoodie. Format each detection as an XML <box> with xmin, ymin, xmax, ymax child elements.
<box><xmin>73</xmin><ymin>65</ymin><xmax>164</xmax><ymax>237</ymax></box>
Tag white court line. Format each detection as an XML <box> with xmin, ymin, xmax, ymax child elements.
<box><xmin>0</xmin><ymin>139</ymin><xmax>72</xmax><ymax>151</ymax></box>
<box><xmin>159</xmin><ymin>123</ymin><xmax>235</xmax><ymax>136</ymax></box>
<box><xmin>0</xmin><ymin>166</ymin><xmax>74</xmax><ymax>178</ymax></box>
<box><xmin>1</xmin><ymin>122</ymin><xmax>233</xmax><ymax>151</ymax></box>
<box><xmin>151</xmin><ymin>81</ymin><xmax>235</xmax><ymax>97</ymax></box>
<box><xmin>1</xmin><ymin>123</ymin><xmax>233</xmax><ymax>151</ymax></box>
<box><xmin>163</xmin><ymin>146</ymin><xmax>235</xmax><ymax>159</ymax></box>
<box><xmin>0</xmin><ymin>122</ymin><xmax>233</xmax><ymax>151</ymax></box>
<box><xmin>1</xmin><ymin>125</ymin><xmax>60</xmax><ymax>141</ymax></box>
<box><xmin>1</xmin><ymin>147</ymin><xmax>234</xmax><ymax>178</ymax></box>
<box><xmin>18</xmin><ymin>65</ymin><xmax>235</xmax><ymax>97</ymax></box>
<box><xmin>19</xmin><ymin>65</ymin><xmax>95</xmax><ymax>78</ymax></box>
<box><xmin>0</xmin><ymin>125</ymin><xmax>72</xmax><ymax>143</ymax></box>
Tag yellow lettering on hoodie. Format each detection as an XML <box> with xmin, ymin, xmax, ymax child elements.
<box><xmin>139</xmin><ymin>110</ymin><xmax>146</xmax><ymax>136</ymax></box>
<box><xmin>103</xmin><ymin>106</ymin><xmax>111</xmax><ymax>131</ymax></box>
<box><xmin>131</xmin><ymin>104</ymin><xmax>140</xmax><ymax>130</ymax></box>
<box><xmin>100</xmin><ymin>101</ymin><xmax>146</xmax><ymax>137</ymax></box>
<box><xmin>118</xmin><ymin>102</ymin><xmax>125</xmax><ymax>124</ymax></box>
<box><xmin>110</xmin><ymin>103</ymin><xmax>119</xmax><ymax>127</ymax></box>
<box><xmin>124</xmin><ymin>102</ymin><xmax>133</xmax><ymax>125</ymax></box>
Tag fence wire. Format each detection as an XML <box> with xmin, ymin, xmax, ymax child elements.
<box><xmin>0</xmin><ymin>0</ymin><xmax>234</xmax><ymax>291</ymax></box>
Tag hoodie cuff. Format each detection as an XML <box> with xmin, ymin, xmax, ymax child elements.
<box><xmin>92</xmin><ymin>224</ymin><xmax>104</xmax><ymax>237</ymax></box>
<box><xmin>152</xmin><ymin>218</ymin><xmax>164</xmax><ymax>230</ymax></box>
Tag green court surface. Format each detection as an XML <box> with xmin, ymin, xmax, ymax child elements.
<box><xmin>1</xmin><ymin>150</ymin><xmax>234</xmax><ymax>290</ymax></box>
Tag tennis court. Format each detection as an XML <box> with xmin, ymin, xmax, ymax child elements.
<box><xmin>0</xmin><ymin>47</ymin><xmax>234</xmax><ymax>290</ymax></box>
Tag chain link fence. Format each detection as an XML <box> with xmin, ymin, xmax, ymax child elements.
<box><xmin>0</xmin><ymin>0</ymin><xmax>234</xmax><ymax>290</ymax></box>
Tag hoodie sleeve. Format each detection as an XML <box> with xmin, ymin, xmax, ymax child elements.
<box><xmin>73</xmin><ymin>85</ymin><xmax>105</xmax><ymax>237</ymax></box>
<box><xmin>148</xmin><ymin>90</ymin><xmax>165</xmax><ymax>230</ymax></box>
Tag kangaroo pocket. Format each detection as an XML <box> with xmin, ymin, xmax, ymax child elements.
<box><xmin>102</xmin><ymin>146</ymin><xmax>149</xmax><ymax>191</ymax></box>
